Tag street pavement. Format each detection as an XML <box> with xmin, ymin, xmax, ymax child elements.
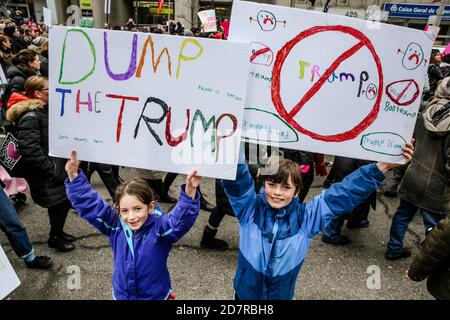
<box><xmin>1</xmin><ymin>167</ymin><xmax>433</xmax><ymax>300</ymax></box>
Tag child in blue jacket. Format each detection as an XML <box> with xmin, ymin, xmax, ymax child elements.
<box><xmin>222</xmin><ymin>143</ymin><xmax>414</xmax><ymax>300</ymax></box>
<box><xmin>64</xmin><ymin>151</ymin><xmax>201</xmax><ymax>300</ymax></box>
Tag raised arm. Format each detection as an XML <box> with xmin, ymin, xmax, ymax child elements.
<box><xmin>221</xmin><ymin>146</ymin><xmax>257</xmax><ymax>224</ymax></box>
<box><xmin>302</xmin><ymin>142</ymin><xmax>414</xmax><ymax>236</ymax></box>
<box><xmin>154</xmin><ymin>170</ymin><xmax>201</xmax><ymax>243</ymax></box>
<box><xmin>65</xmin><ymin>151</ymin><xmax>119</xmax><ymax>236</ymax></box>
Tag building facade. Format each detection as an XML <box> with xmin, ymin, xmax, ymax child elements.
<box><xmin>3</xmin><ymin>1</ymin><xmax>450</xmax><ymax>43</ymax></box>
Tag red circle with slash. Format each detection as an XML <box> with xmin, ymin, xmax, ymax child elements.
<box><xmin>271</xmin><ymin>25</ymin><xmax>384</xmax><ymax>142</ymax></box>
<box><xmin>385</xmin><ymin>79</ymin><xmax>419</xmax><ymax>106</ymax></box>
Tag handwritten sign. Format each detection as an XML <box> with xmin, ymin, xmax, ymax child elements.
<box><xmin>229</xmin><ymin>2</ymin><xmax>433</xmax><ymax>163</ymax></box>
<box><xmin>49</xmin><ymin>27</ymin><xmax>249</xmax><ymax>179</ymax></box>
<box><xmin>0</xmin><ymin>244</ymin><xmax>21</xmax><ymax>300</ymax></box>
<box><xmin>43</xmin><ymin>7</ymin><xmax>52</xmax><ymax>27</ymax></box>
<box><xmin>198</xmin><ymin>10</ymin><xmax>217</xmax><ymax>33</ymax></box>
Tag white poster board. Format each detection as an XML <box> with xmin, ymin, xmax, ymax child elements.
<box><xmin>0</xmin><ymin>244</ymin><xmax>21</xmax><ymax>300</ymax></box>
<box><xmin>43</xmin><ymin>7</ymin><xmax>52</xmax><ymax>27</ymax></box>
<box><xmin>198</xmin><ymin>10</ymin><xmax>217</xmax><ymax>33</ymax></box>
<box><xmin>0</xmin><ymin>65</ymin><xmax>7</xmax><ymax>86</ymax></box>
<box><xmin>49</xmin><ymin>27</ymin><xmax>249</xmax><ymax>179</ymax></box>
<box><xmin>229</xmin><ymin>2</ymin><xmax>434</xmax><ymax>163</ymax></box>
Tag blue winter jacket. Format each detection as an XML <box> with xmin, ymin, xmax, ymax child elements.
<box><xmin>65</xmin><ymin>171</ymin><xmax>200</xmax><ymax>300</ymax></box>
<box><xmin>222</xmin><ymin>162</ymin><xmax>385</xmax><ymax>300</ymax></box>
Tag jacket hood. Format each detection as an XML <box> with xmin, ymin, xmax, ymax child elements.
<box><xmin>7</xmin><ymin>92</ymin><xmax>29</xmax><ymax>109</ymax></box>
<box><xmin>434</xmin><ymin>77</ymin><xmax>450</xmax><ymax>99</ymax></box>
<box><xmin>6</xmin><ymin>98</ymin><xmax>46</xmax><ymax>123</ymax></box>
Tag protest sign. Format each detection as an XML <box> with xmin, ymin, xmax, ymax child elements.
<box><xmin>229</xmin><ymin>2</ymin><xmax>433</xmax><ymax>163</ymax></box>
<box><xmin>198</xmin><ymin>10</ymin><xmax>217</xmax><ymax>33</ymax></box>
<box><xmin>49</xmin><ymin>27</ymin><xmax>249</xmax><ymax>179</ymax></box>
<box><xmin>0</xmin><ymin>244</ymin><xmax>21</xmax><ymax>300</ymax></box>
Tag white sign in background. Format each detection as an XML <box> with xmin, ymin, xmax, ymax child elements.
<box><xmin>229</xmin><ymin>2</ymin><xmax>434</xmax><ymax>163</ymax></box>
<box><xmin>49</xmin><ymin>27</ymin><xmax>249</xmax><ymax>179</ymax></box>
<box><xmin>198</xmin><ymin>10</ymin><xmax>218</xmax><ymax>33</ymax></box>
<box><xmin>0</xmin><ymin>244</ymin><xmax>21</xmax><ymax>300</ymax></box>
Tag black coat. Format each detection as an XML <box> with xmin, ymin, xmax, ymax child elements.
<box><xmin>6</xmin><ymin>99</ymin><xmax>68</xmax><ymax>208</ymax></box>
<box><xmin>6</xmin><ymin>65</ymin><xmax>37</xmax><ymax>94</ymax></box>
<box><xmin>428</xmin><ymin>64</ymin><xmax>443</xmax><ymax>96</ymax></box>
<box><xmin>408</xmin><ymin>216</ymin><xmax>450</xmax><ymax>300</ymax></box>
<box><xmin>9</xmin><ymin>36</ymin><xmax>27</xmax><ymax>54</ymax></box>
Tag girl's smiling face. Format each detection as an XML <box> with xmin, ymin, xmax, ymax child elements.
<box><xmin>119</xmin><ymin>195</ymin><xmax>155</xmax><ymax>231</ymax></box>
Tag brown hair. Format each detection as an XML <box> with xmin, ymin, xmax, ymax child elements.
<box><xmin>24</xmin><ymin>76</ymin><xmax>47</xmax><ymax>98</ymax></box>
<box><xmin>261</xmin><ymin>158</ymin><xmax>303</xmax><ymax>194</ymax></box>
<box><xmin>12</xmin><ymin>49</ymin><xmax>38</xmax><ymax>68</ymax></box>
<box><xmin>0</xmin><ymin>35</ymin><xmax>10</xmax><ymax>47</ymax></box>
<box><xmin>115</xmin><ymin>179</ymin><xmax>156</xmax><ymax>209</ymax></box>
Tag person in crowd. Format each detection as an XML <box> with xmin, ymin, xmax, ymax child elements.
<box><xmin>321</xmin><ymin>156</ymin><xmax>376</xmax><ymax>246</ymax></box>
<box><xmin>0</xmin><ymin>184</ymin><xmax>52</xmax><ymax>269</ymax></box>
<box><xmin>35</xmin><ymin>38</ymin><xmax>48</xmax><ymax>77</ymax></box>
<box><xmin>385</xmin><ymin>77</ymin><xmax>450</xmax><ymax>260</ymax></box>
<box><xmin>21</xmin><ymin>27</ymin><xmax>36</xmax><ymax>47</ymax></box>
<box><xmin>221</xmin><ymin>142</ymin><xmax>413</xmax><ymax>300</ymax></box>
<box><xmin>2</xmin><ymin>25</ymin><xmax>26</xmax><ymax>54</ymax></box>
<box><xmin>65</xmin><ymin>150</ymin><xmax>202</xmax><ymax>300</ymax></box>
<box><xmin>6</xmin><ymin>76</ymin><xmax>75</xmax><ymax>252</ymax></box>
<box><xmin>0</xmin><ymin>35</ymin><xmax>13</xmax><ymax>73</ymax></box>
<box><xmin>5</xmin><ymin>49</ymin><xmax>41</xmax><ymax>98</ymax></box>
<box><xmin>425</xmin><ymin>49</ymin><xmax>443</xmax><ymax>101</ymax></box>
<box><xmin>406</xmin><ymin>216</ymin><xmax>450</xmax><ymax>300</ymax></box>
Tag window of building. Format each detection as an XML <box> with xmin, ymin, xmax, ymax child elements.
<box><xmin>134</xmin><ymin>0</ymin><xmax>175</xmax><ymax>25</ymax></box>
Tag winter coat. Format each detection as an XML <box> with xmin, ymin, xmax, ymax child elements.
<box><xmin>66</xmin><ymin>171</ymin><xmax>201</xmax><ymax>300</ymax></box>
<box><xmin>222</xmin><ymin>162</ymin><xmax>385</xmax><ymax>300</ymax></box>
<box><xmin>0</xmin><ymin>48</ymin><xmax>13</xmax><ymax>74</ymax></box>
<box><xmin>9</xmin><ymin>36</ymin><xmax>26</xmax><ymax>54</ymax></box>
<box><xmin>428</xmin><ymin>64</ymin><xmax>443</xmax><ymax>96</ymax></box>
<box><xmin>408</xmin><ymin>216</ymin><xmax>450</xmax><ymax>300</ymax></box>
<box><xmin>6</xmin><ymin>65</ymin><xmax>38</xmax><ymax>95</ymax></box>
<box><xmin>6</xmin><ymin>99</ymin><xmax>68</xmax><ymax>208</ymax></box>
<box><xmin>398</xmin><ymin>95</ymin><xmax>450</xmax><ymax>214</ymax></box>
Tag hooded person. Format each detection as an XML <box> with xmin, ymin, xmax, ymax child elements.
<box><xmin>385</xmin><ymin>77</ymin><xmax>450</xmax><ymax>260</ymax></box>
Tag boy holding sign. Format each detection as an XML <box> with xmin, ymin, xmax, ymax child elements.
<box><xmin>221</xmin><ymin>143</ymin><xmax>414</xmax><ymax>300</ymax></box>
<box><xmin>64</xmin><ymin>151</ymin><xmax>202</xmax><ymax>300</ymax></box>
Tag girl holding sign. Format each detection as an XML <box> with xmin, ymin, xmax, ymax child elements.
<box><xmin>64</xmin><ymin>150</ymin><xmax>202</xmax><ymax>300</ymax></box>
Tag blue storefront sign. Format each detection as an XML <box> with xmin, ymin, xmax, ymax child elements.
<box><xmin>384</xmin><ymin>3</ymin><xmax>450</xmax><ymax>20</ymax></box>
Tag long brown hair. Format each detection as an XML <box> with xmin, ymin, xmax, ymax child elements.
<box><xmin>115</xmin><ymin>179</ymin><xmax>156</xmax><ymax>209</ymax></box>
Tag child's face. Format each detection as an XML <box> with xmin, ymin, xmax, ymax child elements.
<box><xmin>264</xmin><ymin>175</ymin><xmax>298</xmax><ymax>209</ymax></box>
<box><xmin>119</xmin><ymin>195</ymin><xmax>155</xmax><ymax>231</ymax></box>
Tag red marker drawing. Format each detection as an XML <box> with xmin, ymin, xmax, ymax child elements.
<box><xmin>385</xmin><ymin>79</ymin><xmax>419</xmax><ymax>106</ymax></box>
<box><xmin>271</xmin><ymin>25</ymin><xmax>383</xmax><ymax>142</ymax></box>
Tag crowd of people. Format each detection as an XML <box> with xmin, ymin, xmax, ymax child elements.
<box><xmin>0</xmin><ymin>16</ymin><xmax>448</xmax><ymax>300</ymax></box>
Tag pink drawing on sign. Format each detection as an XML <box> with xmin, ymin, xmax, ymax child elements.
<box><xmin>7</xmin><ymin>142</ymin><xmax>20</xmax><ymax>160</ymax></box>
<box><xmin>386</xmin><ymin>79</ymin><xmax>420</xmax><ymax>106</ymax></box>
